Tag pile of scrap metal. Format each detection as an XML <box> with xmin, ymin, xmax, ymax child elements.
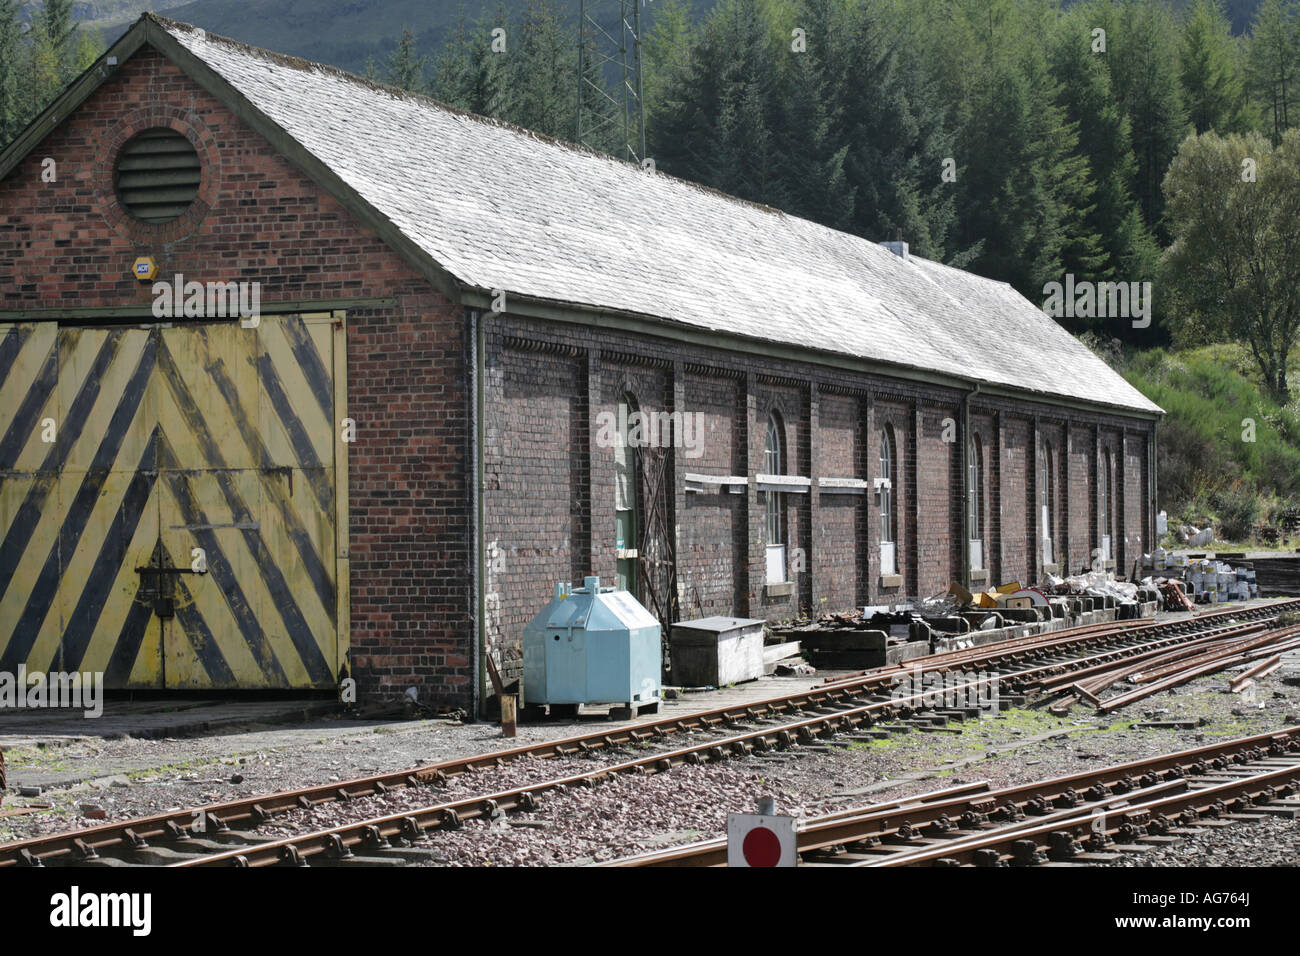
<box><xmin>1153</xmin><ymin>578</ymin><xmax>1195</xmax><ymax>612</ymax></box>
<box><xmin>1041</xmin><ymin>570</ymin><xmax>1148</xmax><ymax>619</ymax></box>
<box><xmin>1142</xmin><ymin>549</ymin><xmax>1259</xmax><ymax>606</ymax></box>
<box><xmin>946</xmin><ymin>580</ymin><xmax>1053</xmax><ymax>613</ymax></box>
<box><xmin>912</xmin><ymin>581</ymin><xmax>1064</xmax><ymax>639</ymax></box>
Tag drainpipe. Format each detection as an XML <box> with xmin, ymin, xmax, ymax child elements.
<box><xmin>1150</xmin><ymin>419</ymin><xmax>1159</xmax><ymax>549</ymax></box>
<box><xmin>471</xmin><ymin>308</ymin><xmax>486</xmax><ymax>718</ymax></box>
<box><xmin>960</xmin><ymin>383</ymin><xmax>981</xmax><ymax>588</ymax></box>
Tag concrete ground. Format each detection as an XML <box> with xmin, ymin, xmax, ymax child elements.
<box><xmin>0</xmin><ymin>674</ymin><xmax>827</xmax><ymax>795</ymax></box>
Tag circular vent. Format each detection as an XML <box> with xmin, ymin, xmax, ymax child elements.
<box><xmin>113</xmin><ymin>128</ymin><xmax>201</xmax><ymax>223</ymax></box>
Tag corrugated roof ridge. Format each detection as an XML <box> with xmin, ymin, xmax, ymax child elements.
<box><xmin>908</xmin><ymin>250</ymin><xmax>1014</xmax><ymax>289</ymax></box>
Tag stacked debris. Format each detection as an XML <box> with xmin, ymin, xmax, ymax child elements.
<box><xmin>1035</xmin><ymin>571</ymin><xmax>1156</xmax><ymax>621</ymax></box>
<box><xmin>1216</xmin><ymin>553</ymin><xmax>1300</xmax><ymax>597</ymax></box>
<box><xmin>1142</xmin><ymin>549</ymin><xmax>1259</xmax><ymax>605</ymax></box>
<box><xmin>1178</xmin><ymin>524</ymin><xmax>1214</xmax><ymax>547</ymax></box>
<box><xmin>767</xmin><ymin>571</ymin><xmax>1161</xmax><ymax>674</ymax></box>
<box><xmin>768</xmin><ymin>614</ymin><xmax>902</xmax><ymax>670</ymax></box>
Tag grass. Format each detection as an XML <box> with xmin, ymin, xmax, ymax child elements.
<box><xmin>1124</xmin><ymin>344</ymin><xmax>1300</xmax><ymax>498</ymax></box>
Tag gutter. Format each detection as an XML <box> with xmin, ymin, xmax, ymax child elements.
<box><xmin>457</xmin><ymin>287</ymin><xmax>1163</xmax><ymax>423</ymax></box>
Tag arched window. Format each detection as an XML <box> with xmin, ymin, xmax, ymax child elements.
<box><xmin>764</xmin><ymin>412</ymin><xmax>787</xmax><ymax>583</ymax></box>
<box><xmin>880</xmin><ymin>426</ymin><xmax>897</xmax><ymax>576</ymax></box>
<box><xmin>1041</xmin><ymin>440</ymin><xmax>1056</xmax><ymax>566</ymax></box>
<box><xmin>615</xmin><ymin>394</ymin><xmax>641</xmax><ymax>594</ymax></box>
<box><xmin>969</xmin><ymin>435</ymin><xmax>984</xmax><ymax>571</ymax></box>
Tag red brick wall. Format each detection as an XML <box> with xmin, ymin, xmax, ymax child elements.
<box><xmin>476</xmin><ymin>318</ymin><xmax>1157</xmax><ymax>690</ymax></box>
<box><xmin>678</xmin><ymin>370</ymin><xmax>748</xmax><ymax>619</ymax></box>
<box><xmin>917</xmin><ymin>403</ymin><xmax>960</xmax><ymax>596</ymax></box>
<box><xmin>1000</xmin><ymin>416</ymin><xmax>1031</xmax><ymax>584</ymax></box>
<box><xmin>814</xmin><ymin>391</ymin><xmax>866</xmax><ymax>614</ymax></box>
<box><xmin>483</xmin><ymin>341</ymin><xmax>590</xmax><ymax>686</ymax></box>
<box><xmin>1068</xmin><ymin>426</ymin><xmax>1094</xmax><ymax>573</ymax></box>
<box><xmin>0</xmin><ymin>48</ymin><xmax>473</xmax><ymax>706</ymax></box>
<box><xmin>345</xmin><ymin>296</ymin><xmax>471</xmax><ymax>706</ymax></box>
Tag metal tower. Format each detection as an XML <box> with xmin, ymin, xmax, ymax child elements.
<box><xmin>576</xmin><ymin>0</ymin><xmax>646</xmax><ymax>163</ymax></box>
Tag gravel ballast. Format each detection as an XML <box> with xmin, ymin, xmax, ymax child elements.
<box><xmin>3</xmin><ymin>663</ymin><xmax>1299</xmax><ymax>865</ymax></box>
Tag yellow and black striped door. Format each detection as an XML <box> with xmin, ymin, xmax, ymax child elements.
<box><xmin>0</xmin><ymin>315</ymin><xmax>347</xmax><ymax>690</ymax></box>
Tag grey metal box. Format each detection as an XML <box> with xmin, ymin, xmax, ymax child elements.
<box><xmin>670</xmin><ymin>616</ymin><xmax>766</xmax><ymax>687</ymax></box>
<box><xmin>523</xmin><ymin>577</ymin><xmax>661</xmax><ymax>707</ymax></box>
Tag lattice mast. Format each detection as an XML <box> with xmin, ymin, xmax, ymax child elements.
<box><xmin>576</xmin><ymin>0</ymin><xmax>646</xmax><ymax>162</ymax></box>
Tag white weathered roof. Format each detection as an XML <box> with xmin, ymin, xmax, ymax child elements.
<box><xmin>162</xmin><ymin>20</ymin><xmax>1160</xmax><ymax>415</ymax></box>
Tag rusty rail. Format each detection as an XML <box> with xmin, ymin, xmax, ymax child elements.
<box><xmin>4</xmin><ymin>599</ymin><xmax>1297</xmax><ymax>868</ymax></box>
<box><xmin>610</xmin><ymin>726</ymin><xmax>1300</xmax><ymax>867</ymax></box>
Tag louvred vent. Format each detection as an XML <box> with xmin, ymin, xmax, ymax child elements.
<box><xmin>114</xmin><ymin>128</ymin><xmax>201</xmax><ymax>223</ymax></box>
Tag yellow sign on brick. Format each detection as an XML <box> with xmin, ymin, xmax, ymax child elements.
<box><xmin>132</xmin><ymin>256</ymin><xmax>158</xmax><ymax>281</ymax></box>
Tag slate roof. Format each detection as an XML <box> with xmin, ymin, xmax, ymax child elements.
<box><xmin>157</xmin><ymin>18</ymin><xmax>1159</xmax><ymax>415</ymax></box>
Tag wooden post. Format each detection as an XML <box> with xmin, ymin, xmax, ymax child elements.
<box><xmin>500</xmin><ymin>694</ymin><xmax>517</xmax><ymax>738</ymax></box>
<box><xmin>485</xmin><ymin>652</ymin><xmax>515</xmax><ymax>737</ymax></box>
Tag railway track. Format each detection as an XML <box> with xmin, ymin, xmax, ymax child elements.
<box><xmin>609</xmin><ymin>726</ymin><xmax>1300</xmax><ymax>866</ymax></box>
<box><xmin>3</xmin><ymin>599</ymin><xmax>1297</xmax><ymax>868</ymax></box>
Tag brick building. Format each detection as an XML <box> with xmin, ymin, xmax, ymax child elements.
<box><xmin>0</xmin><ymin>17</ymin><xmax>1161</xmax><ymax>712</ymax></box>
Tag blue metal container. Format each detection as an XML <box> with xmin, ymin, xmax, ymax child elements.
<box><xmin>522</xmin><ymin>576</ymin><xmax>662</xmax><ymax>711</ymax></box>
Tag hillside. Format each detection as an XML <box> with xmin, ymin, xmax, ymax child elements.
<box><xmin>59</xmin><ymin>0</ymin><xmax>1266</xmax><ymax>75</ymax></box>
<box><xmin>41</xmin><ymin>1</ymin><xmax>191</xmax><ymax>33</ymax></box>
<box><xmin>80</xmin><ymin>0</ymin><xmax>643</xmax><ymax>74</ymax></box>
<box><xmin>1115</xmin><ymin>343</ymin><xmax>1300</xmax><ymax>543</ymax></box>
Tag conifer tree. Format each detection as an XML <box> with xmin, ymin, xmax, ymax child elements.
<box><xmin>509</xmin><ymin>0</ymin><xmax>574</xmax><ymax>138</ymax></box>
<box><xmin>1180</xmin><ymin>0</ymin><xmax>1248</xmax><ymax>134</ymax></box>
<box><xmin>385</xmin><ymin>27</ymin><xmax>426</xmax><ymax>92</ymax></box>
<box><xmin>642</xmin><ymin>0</ymin><xmax>695</xmax><ymax>133</ymax></box>
<box><xmin>0</xmin><ymin>1</ymin><xmax>21</xmax><ymax>147</ymax></box>
<box><xmin>1248</xmin><ymin>0</ymin><xmax>1299</xmax><ymax>143</ymax></box>
<box><xmin>1050</xmin><ymin>9</ymin><xmax>1160</xmax><ymax>305</ymax></box>
<box><xmin>1104</xmin><ymin>0</ymin><xmax>1192</xmax><ymax>238</ymax></box>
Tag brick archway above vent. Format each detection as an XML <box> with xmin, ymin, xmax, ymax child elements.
<box><xmin>96</xmin><ymin>107</ymin><xmax>219</xmax><ymax>241</ymax></box>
